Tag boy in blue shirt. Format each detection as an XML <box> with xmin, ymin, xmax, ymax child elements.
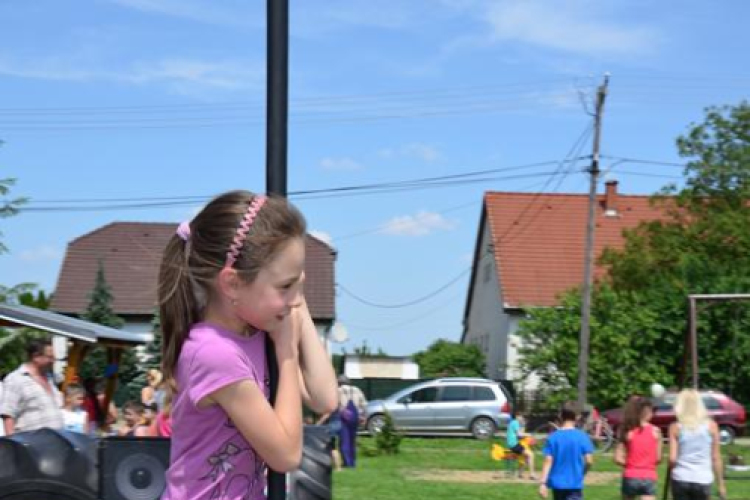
<box><xmin>539</xmin><ymin>406</ymin><xmax>594</xmax><ymax>500</ymax></box>
<box><xmin>507</xmin><ymin>411</ymin><xmax>536</xmax><ymax>479</ymax></box>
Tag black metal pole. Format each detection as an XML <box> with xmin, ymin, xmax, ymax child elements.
<box><xmin>266</xmin><ymin>0</ymin><xmax>288</xmax><ymax>499</ymax></box>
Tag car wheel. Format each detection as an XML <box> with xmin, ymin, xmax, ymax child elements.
<box><xmin>367</xmin><ymin>414</ymin><xmax>386</xmax><ymax>436</ymax></box>
<box><xmin>470</xmin><ymin>416</ymin><xmax>497</xmax><ymax>440</ymax></box>
<box><xmin>719</xmin><ymin>426</ymin><xmax>736</xmax><ymax>446</ymax></box>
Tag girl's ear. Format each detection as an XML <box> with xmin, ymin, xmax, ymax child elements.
<box><xmin>216</xmin><ymin>267</ymin><xmax>241</xmax><ymax>301</ymax></box>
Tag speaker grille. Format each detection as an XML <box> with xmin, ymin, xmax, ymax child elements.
<box><xmin>100</xmin><ymin>437</ymin><xmax>170</xmax><ymax>500</ymax></box>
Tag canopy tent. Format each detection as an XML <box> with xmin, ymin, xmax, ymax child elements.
<box><xmin>0</xmin><ymin>303</ymin><xmax>152</xmax><ymax>414</ymax></box>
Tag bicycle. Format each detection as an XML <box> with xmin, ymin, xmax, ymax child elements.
<box><xmin>530</xmin><ymin>412</ymin><xmax>615</xmax><ymax>454</ymax></box>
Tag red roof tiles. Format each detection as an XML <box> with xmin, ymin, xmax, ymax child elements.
<box><xmin>51</xmin><ymin>222</ymin><xmax>336</xmax><ymax>320</ymax></box>
<box><xmin>484</xmin><ymin>184</ymin><xmax>668</xmax><ymax>308</ymax></box>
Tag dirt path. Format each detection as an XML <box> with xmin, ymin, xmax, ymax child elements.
<box><xmin>406</xmin><ymin>470</ymin><xmax>619</xmax><ymax>485</ymax></box>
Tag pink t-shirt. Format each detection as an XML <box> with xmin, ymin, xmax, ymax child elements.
<box><xmin>163</xmin><ymin>322</ymin><xmax>270</xmax><ymax>500</ymax></box>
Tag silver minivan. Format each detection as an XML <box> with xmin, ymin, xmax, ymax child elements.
<box><xmin>365</xmin><ymin>377</ymin><xmax>512</xmax><ymax>440</ymax></box>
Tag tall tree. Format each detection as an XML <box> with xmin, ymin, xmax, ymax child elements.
<box><xmin>79</xmin><ymin>262</ymin><xmax>139</xmax><ymax>404</ymax></box>
<box><xmin>518</xmin><ymin>101</ymin><xmax>750</xmax><ymax>407</ymax></box>
<box><xmin>413</xmin><ymin>339</ymin><xmax>485</xmax><ymax>378</ymax></box>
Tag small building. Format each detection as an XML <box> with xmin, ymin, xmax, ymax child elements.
<box><xmin>461</xmin><ymin>181</ymin><xmax>668</xmax><ymax>389</ymax></box>
<box><xmin>343</xmin><ymin>355</ymin><xmax>419</xmax><ymax>380</ymax></box>
<box><xmin>51</xmin><ymin>222</ymin><xmax>337</xmax><ymax>340</ymax></box>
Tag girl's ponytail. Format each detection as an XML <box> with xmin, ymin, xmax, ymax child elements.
<box><xmin>158</xmin><ymin>235</ymin><xmax>200</xmax><ymax>392</ymax></box>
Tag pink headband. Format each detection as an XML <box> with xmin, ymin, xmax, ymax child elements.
<box><xmin>225</xmin><ymin>195</ymin><xmax>267</xmax><ymax>269</ymax></box>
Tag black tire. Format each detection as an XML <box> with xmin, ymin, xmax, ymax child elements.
<box><xmin>719</xmin><ymin>426</ymin><xmax>736</xmax><ymax>446</ymax></box>
<box><xmin>288</xmin><ymin>425</ymin><xmax>333</xmax><ymax>500</ymax></box>
<box><xmin>470</xmin><ymin>416</ymin><xmax>496</xmax><ymax>440</ymax></box>
<box><xmin>0</xmin><ymin>428</ymin><xmax>97</xmax><ymax>500</ymax></box>
<box><xmin>367</xmin><ymin>414</ymin><xmax>386</xmax><ymax>436</ymax></box>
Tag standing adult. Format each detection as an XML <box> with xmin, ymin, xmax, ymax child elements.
<box><xmin>669</xmin><ymin>389</ymin><xmax>726</xmax><ymax>500</ymax></box>
<box><xmin>337</xmin><ymin>375</ymin><xmax>367</xmax><ymax>468</ymax></box>
<box><xmin>0</xmin><ymin>339</ymin><xmax>64</xmax><ymax>435</ymax></box>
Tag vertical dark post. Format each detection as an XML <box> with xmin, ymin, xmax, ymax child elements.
<box><xmin>266</xmin><ymin>0</ymin><xmax>288</xmax><ymax>499</ymax></box>
<box><xmin>267</xmin><ymin>0</ymin><xmax>288</xmax><ymax>198</ymax></box>
<box><xmin>690</xmin><ymin>297</ymin><xmax>699</xmax><ymax>389</ymax></box>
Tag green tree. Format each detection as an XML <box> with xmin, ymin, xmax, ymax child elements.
<box><xmin>0</xmin><ymin>285</ymin><xmax>49</xmax><ymax>375</ymax></box>
<box><xmin>79</xmin><ymin>262</ymin><xmax>140</xmax><ymax>405</ymax></box>
<box><xmin>413</xmin><ymin>339</ymin><xmax>485</xmax><ymax>378</ymax></box>
<box><xmin>0</xmin><ymin>177</ymin><xmax>28</xmax><ymax>254</ymax></box>
<box><xmin>126</xmin><ymin>310</ymin><xmax>162</xmax><ymax>399</ymax></box>
<box><xmin>518</xmin><ymin>101</ymin><xmax>750</xmax><ymax>406</ymax></box>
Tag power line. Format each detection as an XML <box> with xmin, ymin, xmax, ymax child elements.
<box><xmin>600</xmin><ymin>155</ymin><xmax>687</xmax><ymax>168</ymax></box>
<box><xmin>20</xmin><ymin>159</ymin><xmax>567</xmax><ymax>211</ymax></box>
<box><xmin>338</xmin><ymin>266</ymin><xmax>472</xmax><ymax>309</ymax></box>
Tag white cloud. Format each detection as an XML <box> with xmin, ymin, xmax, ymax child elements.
<box><xmin>483</xmin><ymin>0</ymin><xmax>659</xmax><ymax>57</ymax></box>
<box><xmin>381</xmin><ymin>211</ymin><xmax>457</xmax><ymax>237</ymax></box>
<box><xmin>309</xmin><ymin>230</ymin><xmax>334</xmax><ymax>248</ymax></box>
<box><xmin>379</xmin><ymin>143</ymin><xmax>443</xmax><ymax>163</ymax></box>
<box><xmin>19</xmin><ymin>245</ymin><xmax>62</xmax><ymax>262</ymax></box>
<box><xmin>106</xmin><ymin>0</ymin><xmax>260</xmax><ymax>28</ymax></box>
<box><xmin>319</xmin><ymin>157</ymin><xmax>364</xmax><ymax>171</ymax></box>
<box><xmin>0</xmin><ymin>56</ymin><xmax>263</xmax><ymax>95</ymax></box>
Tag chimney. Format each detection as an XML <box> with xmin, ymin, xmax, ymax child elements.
<box><xmin>604</xmin><ymin>180</ymin><xmax>619</xmax><ymax>217</ymax></box>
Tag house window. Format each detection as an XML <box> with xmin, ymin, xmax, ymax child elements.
<box><xmin>483</xmin><ymin>263</ymin><xmax>491</xmax><ymax>284</ymax></box>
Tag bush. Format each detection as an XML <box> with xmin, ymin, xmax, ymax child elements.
<box><xmin>375</xmin><ymin>412</ymin><xmax>402</xmax><ymax>455</ymax></box>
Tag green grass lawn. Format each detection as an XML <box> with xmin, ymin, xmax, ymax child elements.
<box><xmin>333</xmin><ymin>437</ymin><xmax>750</xmax><ymax>500</ymax></box>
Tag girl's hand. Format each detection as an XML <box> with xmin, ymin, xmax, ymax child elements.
<box><xmin>267</xmin><ymin>310</ymin><xmax>300</xmax><ymax>358</ymax></box>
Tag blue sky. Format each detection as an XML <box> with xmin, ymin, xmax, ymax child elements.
<box><xmin>0</xmin><ymin>0</ymin><xmax>748</xmax><ymax>356</ymax></box>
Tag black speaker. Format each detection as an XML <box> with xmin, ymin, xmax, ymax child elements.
<box><xmin>99</xmin><ymin>437</ymin><xmax>170</xmax><ymax>500</ymax></box>
<box><xmin>288</xmin><ymin>425</ymin><xmax>333</xmax><ymax>500</ymax></box>
<box><xmin>0</xmin><ymin>428</ymin><xmax>98</xmax><ymax>500</ymax></box>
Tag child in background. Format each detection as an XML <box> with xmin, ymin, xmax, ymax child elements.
<box><xmin>539</xmin><ymin>405</ymin><xmax>595</xmax><ymax>500</ymax></box>
<box><xmin>62</xmin><ymin>384</ymin><xmax>89</xmax><ymax>434</ymax></box>
<box><xmin>158</xmin><ymin>191</ymin><xmax>338</xmax><ymax>500</ymax></box>
<box><xmin>614</xmin><ymin>397</ymin><xmax>662</xmax><ymax>500</ymax></box>
<box><xmin>156</xmin><ymin>392</ymin><xmax>173</xmax><ymax>437</ymax></box>
<box><xmin>119</xmin><ymin>400</ymin><xmax>152</xmax><ymax>437</ymax></box>
<box><xmin>507</xmin><ymin>410</ymin><xmax>536</xmax><ymax>479</ymax></box>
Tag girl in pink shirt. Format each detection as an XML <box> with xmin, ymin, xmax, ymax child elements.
<box><xmin>159</xmin><ymin>191</ymin><xmax>338</xmax><ymax>500</ymax></box>
<box><xmin>615</xmin><ymin>396</ymin><xmax>662</xmax><ymax>500</ymax></box>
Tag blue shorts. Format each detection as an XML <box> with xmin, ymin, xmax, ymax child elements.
<box><xmin>553</xmin><ymin>489</ymin><xmax>583</xmax><ymax>500</ymax></box>
<box><xmin>622</xmin><ymin>478</ymin><xmax>657</xmax><ymax>496</ymax></box>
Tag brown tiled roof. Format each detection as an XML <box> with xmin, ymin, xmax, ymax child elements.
<box><xmin>480</xmin><ymin>184</ymin><xmax>669</xmax><ymax>309</ymax></box>
<box><xmin>51</xmin><ymin>222</ymin><xmax>336</xmax><ymax>320</ymax></box>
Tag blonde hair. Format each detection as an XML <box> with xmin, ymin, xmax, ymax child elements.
<box><xmin>158</xmin><ymin>190</ymin><xmax>306</xmax><ymax>392</ymax></box>
<box><xmin>674</xmin><ymin>389</ymin><xmax>709</xmax><ymax>430</ymax></box>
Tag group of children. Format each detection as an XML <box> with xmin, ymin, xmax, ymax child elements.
<box><xmin>506</xmin><ymin>389</ymin><xmax>726</xmax><ymax>500</ymax></box>
<box><xmin>60</xmin><ymin>377</ymin><xmax>172</xmax><ymax>438</ymax></box>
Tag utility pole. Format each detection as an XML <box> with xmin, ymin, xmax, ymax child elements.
<box><xmin>577</xmin><ymin>74</ymin><xmax>610</xmax><ymax>412</ymax></box>
<box><xmin>266</xmin><ymin>1</ymin><xmax>288</xmax><ymax>499</ymax></box>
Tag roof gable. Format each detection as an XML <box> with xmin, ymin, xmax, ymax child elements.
<box><xmin>51</xmin><ymin>222</ymin><xmax>336</xmax><ymax>320</ymax></box>
<box><xmin>479</xmin><ymin>188</ymin><xmax>669</xmax><ymax>309</ymax></box>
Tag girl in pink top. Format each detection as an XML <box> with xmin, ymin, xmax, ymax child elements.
<box><xmin>158</xmin><ymin>191</ymin><xmax>338</xmax><ymax>500</ymax></box>
<box><xmin>615</xmin><ymin>396</ymin><xmax>662</xmax><ymax>500</ymax></box>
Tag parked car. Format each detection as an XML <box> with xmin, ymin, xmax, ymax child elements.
<box><xmin>603</xmin><ymin>390</ymin><xmax>746</xmax><ymax>444</ymax></box>
<box><xmin>365</xmin><ymin>377</ymin><xmax>512</xmax><ymax>440</ymax></box>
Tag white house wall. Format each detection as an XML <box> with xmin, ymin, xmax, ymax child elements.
<box><xmin>464</xmin><ymin>222</ymin><xmax>512</xmax><ymax>380</ymax></box>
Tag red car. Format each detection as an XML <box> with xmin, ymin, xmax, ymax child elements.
<box><xmin>603</xmin><ymin>391</ymin><xmax>746</xmax><ymax>444</ymax></box>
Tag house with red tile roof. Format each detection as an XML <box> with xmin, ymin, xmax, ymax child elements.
<box><xmin>51</xmin><ymin>222</ymin><xmax>336</xmax><ymax>340</ymax></box>
<box><xmin>461</xmin><ymin>181</ymin><xmax>668</xmax><ymax>389</ymax></box>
